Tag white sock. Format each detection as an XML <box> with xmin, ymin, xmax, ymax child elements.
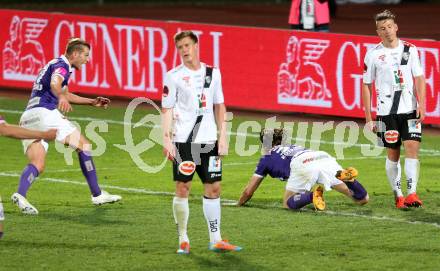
<box><xmin>405</xmin><ymin>158</ymin><xmax>420</xmax><ymax>195</ymax></box>
<box><xmin>173</xmin><ymin>196</ymin><xmax>189</xmax><ymax>244</ymax></box>
<box><xmin>385</xmin><ymin>158</ymin><xmax>403</xmax><ymax>197</ymax></box>
<box><xmin>0</xmin><ymin>197</ymin><xmax>4</xmax><ymax>222</ymax></box>
<box><xmin>202</xmin><ymin>197</ymin><xmax>222</xmax><ymax>243</ymax></box>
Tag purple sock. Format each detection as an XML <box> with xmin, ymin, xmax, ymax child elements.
<box><xmin>18</xmin><ymin>164</ymin><xmax>39</xmax><ymax>197</ymax></box>
<box><xmin>346</xmin><ymin>180</ymin><xmax>367</xmax><ymax>200</ymax></box>
<box><xmin>286</xmin><ymin>192</ymin><xmax>313</xmax><ymax>210</ymax></box>
<box><xmin>78</xmin><ymin>151</ymin><xmax>101</xmax><ymax>197</ymax></box>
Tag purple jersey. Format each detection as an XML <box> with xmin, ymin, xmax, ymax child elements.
<box><xmin>254</xmin><ymin>145</ymin><xmax>310</xmax><ymax>181</ymax></box>
<box><xmin>26</xmin><ymin>55</ymin><xmax>72</xmax><ymax>110</ymax></box>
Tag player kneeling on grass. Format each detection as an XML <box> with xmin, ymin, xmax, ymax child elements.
<box><xmin>237</xmin><ymin>128</ymin><xmax>369</xmax><ymax>210</ymax></box>
<box><xmin>0</xmin><ymin>115</ymin><xmax>57</xmax><ymax>238</ymax></box>
<box><xmin>11</xmin><ymin>38</ymin><xmax>121</xmax><ymax>216</ymax></box>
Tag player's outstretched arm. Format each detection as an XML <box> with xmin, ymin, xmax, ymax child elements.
<box><xmin>237</xmin><ymin>175</ymin><xmax>264</xmax><ymax>206</ymax></box>
<box><xmin>64</xmin><ymin>90</ymin><xmax>110</xmax><ymax>109</ymax></box>
<box><xmin>0</xmin><ymin>123</ymin><xmax>57</xmax><ymax>140</ymax></box>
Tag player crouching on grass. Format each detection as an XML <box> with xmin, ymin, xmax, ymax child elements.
<box><xmin>237</xmin><ymin>128</ymin><xmax>369</xmax><ymax>210</ymax></box>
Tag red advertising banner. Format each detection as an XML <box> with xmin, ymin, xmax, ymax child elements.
<box><xmin>1</xmin><ymin>9</ymin><xmax>439</xmax><ymax>123</ymax></box>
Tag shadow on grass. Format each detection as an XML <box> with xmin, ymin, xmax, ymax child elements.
<box><xmin>190</xmin><ymin>253</ymin><xmax>270</xmax><ymax>271</ymax></box>
<box><xmin>41</xmin><ymin>206</ymin><xmax>129</xmax><ymax>226</ymax></box>
<box><xmin>404</xmin><ymin>208</ymin><xmax>440</xmax><ymax>225</ymax></box>
<box><xmin>0</xmin><ymin>239</ymin><xmax>136</xmax><ymax>251</ymax></box>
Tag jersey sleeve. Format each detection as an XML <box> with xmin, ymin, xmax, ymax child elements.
<box><xmin>161</xmin><ymin>72</ymin><xmax>177</xmax><ymax>108</ymax></box>
<box><xmin>51</xmin><ymin>63</ymin><xmax>70</xmax><ymax>83</ymax></box>
<box><xmin>254</xmin><ymin>156</ymin><xmax>268</xmax><ymax>178</ymax></box>
<box><xmin>212</xmin><ymin>68</ymin><xmax>224</xmax><ymax>104</ymax></box>
<box><xmin>410</xmin><ymin>46</ymin><xmax>424</xmax><ymax>77</ymax></box>
<box><xmin>362</xmin><ymin>50</ymin><xmax>375</xmax><ymax>84</ymax></box>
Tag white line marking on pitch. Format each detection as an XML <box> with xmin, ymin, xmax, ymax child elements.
<box><xmin>1</xmin><ymin>171</ymin><xmax>439</xmax><ymax>229</ymax></box>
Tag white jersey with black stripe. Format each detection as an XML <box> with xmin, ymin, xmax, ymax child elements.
<box><xmin>161</xmin><ymin>63</ymin><xmax>224</xmax><ymax>143</ymax></box>
<box><xmin>363</xmin><ymin>40</ymin><xmax>424</xmax><ymax>116</ymax></box>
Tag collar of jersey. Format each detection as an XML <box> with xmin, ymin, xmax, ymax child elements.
<box><xmin>60</xmin><ymin>55</ymin><xmax>74</xmax><ymax>73</ymax></box>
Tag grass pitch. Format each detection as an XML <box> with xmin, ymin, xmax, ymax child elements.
<box><xmin>0</xmin><ymin>96</ymin><xmax>439</xmax><ymax>271</ymax></box>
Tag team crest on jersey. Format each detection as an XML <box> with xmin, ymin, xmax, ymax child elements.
<box><xmin>402</xmin><ymin>52</ymin><xmax>410</xmax><ymax>62</ymax></box>
<box><xmin>178</xmin><ymin>161</ymin><xmax>196</xmax><ymax>175</ymax></box>
<box><xmin>205</xmin><ymin>75</ymin><xmax>212</xmax><ymax>85</ymax></box>
<box><xmin>2</xmin><ymin>16</ymin><xmax>48</xmax><ymax>81</ymax></box>
<box><xmin>277</xmin><ymin>35</ymin><xmax>332</xmax><ymax>108</ymax></box>
<box><xmin>378</xmin><ymin>54</ymin><xmax>386</xmax><ymax>62</ymax></box>
<box><xmin>384</xmin><ymin>130</ymin><xmax>399</xmax><ymax>143</ymax></box>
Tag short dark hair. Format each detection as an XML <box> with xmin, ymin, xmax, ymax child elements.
<box><xmin>260</xmin><ymin>128</ymin><xmax>284</xmax><ymax>148</ymax></box>
<box><xmin>174</xmin><ymin>31</ymin><xmax>198</xmax><ymax>45</ymax></box>
<box><xmin>65</xmin><ymin>38</ymin><xmax>90</xmax><ymax>56</ymax></box>
<box><xmin>375</xmin><ymin>10</ymin><xmax>396</xmax><ymax>23</ymax></box>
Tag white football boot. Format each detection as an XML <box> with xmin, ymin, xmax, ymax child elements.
<box><xmin>91</xmin><ymin>190</ymin><xmax>121</xmax><ymax>205</ymax></box>
<box><xmin>11</xmin><ymin>193</ymin><xmax>39</xmax><ymax>215</ymax></box>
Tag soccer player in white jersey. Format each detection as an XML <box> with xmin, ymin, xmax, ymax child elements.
<box><xmin>0</xmin><ymin>115</ymin><xmax>56</xmax><ymax>239</ymax></box>
<box><xmin>362</xmin><ymin>10</ymin><xmax>426</xmax><ymax>209</ymax></box>
<box><xmin>11</xmin><ymin>38</ymin><xmax>121</xmax><ymax>215</ymax></box>
<box><xmin>161</xmin><ymin>31</ymin><xmax>241</xmax><ymax>254</ymax></box>
<box><xmin>237</xmin><ymin>129</ymin><xmax>369</xmax><ymax>210</ymax></box>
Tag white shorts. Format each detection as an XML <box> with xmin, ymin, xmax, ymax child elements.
<box><xmin>286</xmin><ymin>151</ymin><xmax>344</xmax><ymax>193</ymax></box>
<box><xmin>19</xmin><ymin>107</ymin><xmax>77</xmax><ymax>153</ymax></box>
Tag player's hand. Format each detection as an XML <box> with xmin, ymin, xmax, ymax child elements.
<box><xmin>218</xmin><ymin>138</ymin><xmax>228</xmax><ymax>156</ymax></box>
<box><xmin>58</xmin><ymin>95</ymin><xmax>72</xmax><ymax>113</ymax></box>
<box><xmin>163</xmin><ymin>137</ymin><xmax>176</xmax><ymax>161</ymax></box>
<box><xmin>42</xmin><ymin>129</ymin><xmax>57</xmax><ymax>140</ymax></box>
<box><xmin>92</xmin><ymin>97</ymin><xmax>111</xmax><ymax>109</ymax></box>
<box><xmin>416</xmin><ymin>106</ymin><xmax>425</xmax><ymax>124</ymax></box>
<box><xmin>365</xmin><ymin>118</ymin><xmax>377</xmax><ymax>133</ymax></box>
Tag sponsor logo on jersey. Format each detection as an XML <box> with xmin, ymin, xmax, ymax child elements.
<box><xmin>178</xmin><ymin>161</ymin><xmax>195</xmax><ymax>175</ymax></box>
<box><xmin>378</xmin><ymin>54</ymin><xmax>386</xmax><ymax>62</ymax></box>
<box><xmin>198</xmin><ymin>93</ymin><xmax>206</xmax><ymax>109</ymax></box>
<box><xmin>384</xmin><ymin>130</ymin><xmax>399</xmax><ymax>143</ymax></box>
<box><xmin>54</xmin><ymin>67</ymin><xmax>67</xmax><ymax>77</ymax></box>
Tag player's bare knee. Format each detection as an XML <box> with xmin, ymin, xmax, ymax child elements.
<box><xmin>204</xmin><ymin>181</ymin><xmax>221</xmax><ymax>198</ymax></box>
<box><xmin>175</xmin><ymin>182</ymin><xmax>191</xmax><ymax>198</ymax></box>
<box><xmin>355</xmin><ymin>194</ymin><xmax>369</xmax><ymax>205</ymax></box>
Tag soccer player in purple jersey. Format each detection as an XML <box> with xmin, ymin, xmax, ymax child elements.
<box><xmin>1</xmin><ymin>115</ymin><xmax>56</xmax><ymax>238</ymax></box>
<box><xmin>11</xmin><ymin>38</ymin><xmax>121</xmax><ymax>215</ymax></box>
<box><xmin>237</xmin><ymin>129</ymin><xmax>369</xmax><ymax>210</ymax></box>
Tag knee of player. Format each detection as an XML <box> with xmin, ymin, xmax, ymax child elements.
<box><xmin>355</xmin><ymin>193</ymin><xmax>369</xmax><ymax>205</ymax></box>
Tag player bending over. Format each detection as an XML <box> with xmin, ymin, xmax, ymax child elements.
<box><xmin>237</xmin><ymin>128</ymin><xmax>369</xmax><ymax>210</ymax></box>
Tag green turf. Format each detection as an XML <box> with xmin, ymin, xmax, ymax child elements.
<box><xmin>0</xmin><ymin>96</ymin><xmax>439</xmax><ymax>271</ymax></box>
